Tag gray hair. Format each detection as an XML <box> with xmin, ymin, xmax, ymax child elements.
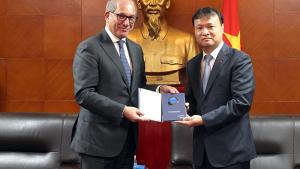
<box><xmin>106</xmin><ymin>0</ymin><xmax>117</xmax><ymax>13</ymax></box>
<box><xmin>105</xmin><ymin>0</ymin><xmax>136</xmax><ymax>13</ymax></box>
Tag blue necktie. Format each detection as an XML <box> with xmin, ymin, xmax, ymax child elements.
<box><xmin>117</xmin><ymin>40</ymin><xmax>131</xmax><ymax>87</ymax></box>
<box><xmin>202</xmin><ymin>55</ymin><xmax>213</xmax><ymax>93</ymax></box>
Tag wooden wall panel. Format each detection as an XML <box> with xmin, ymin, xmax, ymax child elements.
<box><xmin>45</xmin><ymin>59</ymin><xmax>73</xmax><ymax>100</ymax></box>
<box><xmin>0</xmin><ymin>60</ymin><xmax>6</xmax><ymax>100</ymax></box>
<box><xmin>82</xmin><ymin>0</ymin><xmax>105</xmax><ymax>16</ymax></box>
<box><xmin>240</xmin><ymin>0</ymin><xmax>274</xmax><ymax>61</ymax></box>
<box><xmin>41</xmin><ymin>0</ymin><xmax>81</xmax><ymax>16</ymax></box>
<box><xmin>44</xmin><ymin>16</ymin><xmax>82</xmax><ymax>59</ymax></box>
<box><xmin>0</xmin><ymin>0</ymin><xmax>6</xmax><ymax>16</ymax></box>
<box><xmin>238</xmin><ymin>0</ymin><xmax>300</xmax><ymax>114</ymax></box>
<box><xmin>6</xmin><ymin>0</ymin><xmax>44</xmax><ymax>15</ymax></box>
<box><xmin>275</xmin><ymin>0</ymin><xmax>300</xmax><ymax>13</ymax></box>
<box><xmin>44</xmin><ymin>100</ymin><xmax>78</xmax><ymax>112</ymax></box>
<box><xmin>0</xmin><ymin>101</ymin><xmax>44</xmax><ymax>112</ymax></box>
<box><xmin>6</xmin><ymin>59</ymin><xmax>45</xmax><ymax>100</ymax></box>
<box><xmin>1</xmin><ymin>0</ymin><xmax>300</xmax><ymax>169</ymax></box>
<box><xmin>252</xmin><ymin>60</ymin><xmax>277</xmax><ymax>101</ymax></box>
<box><xmin>275</xmin><ymin>59</ymin><xmax>300</xmax><ymax>101</ymax></box>
<box><xmin>0</xmin><ymin>0</ymin><xmax>81</xmax><ymax>112</ymax></box>
<box><xmin>3</xmin><ymin>15</ymin><xmax>44</xmax><ymax>58</ymax></box>
<box><xmin>82</xmin><ymin>16</ymin><xmax>105</xmax><ymax>39</ymax></box>
<box><xmin>275</xmin><ymin>13</ymin><xmax>300</xmax><ymax>59</ymax></box>
<box><xmin>0</xmin><ymin>16</ymin><xmax>4</xmax><ymax>57</ymax></box>
<box><xmin>81</xmin><ymin>0</ymin><xmax>106</xmax><ymax>39</ymax></box>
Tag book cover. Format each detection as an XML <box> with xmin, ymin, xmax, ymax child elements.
<box><xmin>161</xmin><ymin>93</ymin><xmax>187</xmax><ymax>121</ymax></box>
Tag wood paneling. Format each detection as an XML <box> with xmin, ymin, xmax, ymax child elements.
<box><xmin>6</xmin><ymin>59</ymin><xmax>45</xmax><ymax>100</ymax></box>
<box><xmin>3</xmin><ymin>15</ymin><xmax>44</xmax><ymax>58</ymax></box>
<box><xmin>6</xmin><ymin>0</ymin><xmax>81</xmax><ymax>16</ymax></box>
<box><xmin>45</xmin><ymin>59</ymin><xmax>73</xmax><ymax>100</ymax></box>
<box><xmin>252</xmin><ymin>59</ymin><xmax>277</xmax><ymax>101</ymax></box>
<box><xmin>240</xmin><ymin>0</ymin><xmax>274</xmax><ymax>60</ymax></box>
<box><xmin>275</xmin><ymin>59</ymin><xmax>300</xmax><ymax>101</ymax></box>
<box><xmin>82</xmin><ymin>0</ymin><xmax>105</xmax><ymax>16</ymax></box>
<box><xmin>44</xmin><ymin>15</ymin><xmax>81</xmax><ymax>59</ymax></box>
<box><xmin>275</xmin><ymin>0</ymin><xmax>300</xmax><ymax>13</ymax></box>
<box><xmin>275</xmin><ymin>13</ymin><xmax>300</xmax><ymax>59</ymax></box>
<box><xmin>0</xmin><ymin>59</ymin><xmax>6</xmax><ymax>100</ymax></box>
<box><xmin>0</xmin><ymin>0</ymin><xmax>6</xmax><ymax>16</ymax></box>
<box><xmin>6</xmin><ymin>0</ymin><xmax>44</xmax><ymax>15</ymax></box>
<box><xmin>44</xmin><ymin>100</ymin><xmax>78</xmax><ymax>112</ymax></box>
<box><xmin>82</xmin><ymin>15</ymin><xmax>105</xmax><ymax>39</ymax></box>
<box><xmin>42</xmin><ymin>0</ymin><xmax>81</xmax><ymax>16</ymax></box>
<box><xmin>0</xmin><ymin>101</ymin><xmax>44</xmax><ymax>112</ymax></box>
<box><xmin>0</xmin><ymin>16</ymin><xmax>4</xmax><ymax>57</ymax></box>
<box><xmin>1</xmin><ymin>0</ymin><xmax>300</xmax><ymax>169</ymax></box>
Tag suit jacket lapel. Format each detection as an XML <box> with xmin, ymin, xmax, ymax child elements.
<box><xmin>205</xmin><ymin>44</ymin><xmax>230</xmax><ymax>95</ymax></box>
<box><xmin>98</xmin><ymin>31</ymin><xmax>131</xmax><ymax>89</ymax></box>
<box><xmin>190</xmin><ymin>55</ymin><xmax>204</xmax><ymax>99</ymax></box>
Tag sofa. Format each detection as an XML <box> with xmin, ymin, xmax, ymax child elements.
<box><xmin>168</xmin><ymin>116</ymin><xmax>300</xmax><ymax>169</ymax></box>
<box><xmin>2</xmin><ymin>113</ymin><xmax>300</xmax><ymax>169</ymax></box>
<box><xmin>0</xmin><ymin>112</ymin><xmax>79</xmax><ymax>169</ymax></box>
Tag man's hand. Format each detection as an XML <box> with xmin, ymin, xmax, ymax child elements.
<box><xmin>123</xmin><ymin>106</ymin><xmax>150</xmax><ymax>122</ymax></box>
<box><xmin>176</xmin><ymin>115</ymin><xmax>204</xmax><ymax>127</ymax></box>
<box><xmin>159</xmin><ymin>85</ymin><xmax>179</xmax><ymax>93</ymax></box>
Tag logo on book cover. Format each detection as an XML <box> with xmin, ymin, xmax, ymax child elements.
<box><xmin>168</xmin><ymin>96</ymin><xmax>179</xmax><ymax>105</ymax></box>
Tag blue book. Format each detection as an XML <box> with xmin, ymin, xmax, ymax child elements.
<box><xmin>161</xmin><ymin>93</ymin><xmax>186</xmax><ymax>121</ymax></box>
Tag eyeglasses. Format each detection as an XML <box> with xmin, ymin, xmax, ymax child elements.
<box><xmin>111</xmin><ymin>12</ymin><xmax>137</xmax><ymax>24</ymax></box>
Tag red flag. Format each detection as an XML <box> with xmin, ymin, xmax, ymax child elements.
<box><xmin>222</xmin><ymin>0</ymin><xmax>241</xmax><ymax>50</ymax></box>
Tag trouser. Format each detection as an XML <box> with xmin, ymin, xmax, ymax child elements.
<box><xmin>79</xmin><ymin>127</ymin><xmax>135</xmax><ymax>169</ymax></box>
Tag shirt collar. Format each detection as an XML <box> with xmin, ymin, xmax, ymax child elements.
<box><xmin>203</xmin><ymin>41</ymin><xmax>224</xmax><ymax>60</ymax></box>
<box><xmin>105</xmin><ymin>26</ymin><xmax>126</xmax><ymax>43</ymax></box>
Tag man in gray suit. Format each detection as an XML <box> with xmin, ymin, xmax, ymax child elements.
<box><xmin>177</xmin><ymin>7</ymin><xmax>256</xmax><ymax>169</ymax></box>
<box><xmin>71</xmin><ymin>0</ymin><xmax>178</xmax><ymax>169</ymax></box>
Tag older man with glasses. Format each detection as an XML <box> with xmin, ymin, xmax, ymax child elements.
<box><xmin>70</xmin><ymin>0</ymin><xmax>178</xmax><ymax>169</ymax></box>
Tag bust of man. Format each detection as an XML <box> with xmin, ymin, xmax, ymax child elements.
<box><xmin>128</xmin><ymin>0</ymin><xmax>196</xmax><ymax>85</ymax></box>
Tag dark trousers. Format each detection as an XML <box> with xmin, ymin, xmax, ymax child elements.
<box><xmin>79</xmin><ymin>127</ymin><xmax>135</xmax><ymax>169</ymax></box>
<box><xmin>193</xmin><ymin>149</ymin><xmax>250</xmax><ymax>169</ymax></box>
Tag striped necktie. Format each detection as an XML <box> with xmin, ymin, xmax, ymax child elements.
<box><xmin>117</xmin><ymin>40</ymin><xmax>131</xmax><ymax>87</ymax></box>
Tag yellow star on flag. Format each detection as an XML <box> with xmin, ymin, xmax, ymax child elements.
<box><xmin>222</xmin><ymin>0</ymin><xmax>241</xmax><ymax>50</ymax></box>
<box><xmin>224</xmin><ymin>32</ymin><xmax>241</xmax><ymax>50</ymax></box>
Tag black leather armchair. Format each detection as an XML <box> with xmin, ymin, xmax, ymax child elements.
<box><xmin>250</xmin><ymin>116</ymin><xmax>295</xmax><ymax>169</ymax></box>
<box><xmin>168</xmin><ymin>116</ymin><xmax>300</xmax><ymax>169</ymax></box>
<box><xmin>0</xmin><ymin>112</ymin><xmax>79</xmax><ymax>169</ymax></box>
<box><xmin>168</xmin><ymin>123</ymin><xmax>193</xmax><ymax>169</ymax></box>
<box><xmin>293</xmin><ymin>117</ymin><xmax>300</xmax><ymax>169</ymax></box>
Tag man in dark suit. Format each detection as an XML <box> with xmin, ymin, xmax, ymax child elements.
<box><xmin>70</xmin><ymin>0</ymin><xmax>178</xmax><ymax>169</ymax></box>
<box><xmin>177</xmin><ymin>7</ymin><xmax>256</xmax><ymax>169</ymax></box>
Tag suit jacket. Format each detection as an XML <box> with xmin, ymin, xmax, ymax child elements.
<box><xmin>70</xmin><ymin>30</ymin><xmax>148</xmax><ymax>157</ymax></box>
<box><xmin>186</xmin><ymin>43</ymin><xmax>256</xmax><ymax>167</ymax></box>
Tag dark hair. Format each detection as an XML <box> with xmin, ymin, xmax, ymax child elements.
<box><xmin>192</xmin><ymin>7</ymin><xmax>224</xmax><ymax>26</ymax></box>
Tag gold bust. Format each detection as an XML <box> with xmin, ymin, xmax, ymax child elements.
<box><xmin>129</xmin><ymin>0</ymin><xmax>196</xmax><ymax>85</ymax></box>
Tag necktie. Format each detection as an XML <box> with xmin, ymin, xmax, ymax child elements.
<box><xmin>202</xmin><ymin>55</ymin><xmax>213</xmax><ymax>93</ymax></box>
<box><xmin>117</xmin><ymin>40</ymin><xmax>132</xmax><ymax>87</ymax></box>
